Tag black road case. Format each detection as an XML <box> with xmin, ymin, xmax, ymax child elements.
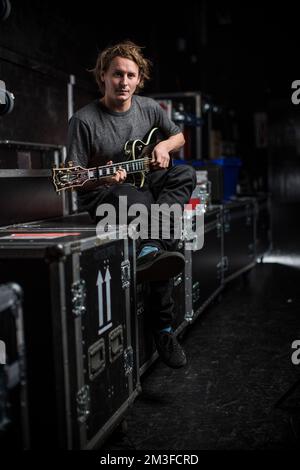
<box><xmin>235</xmin><ymin>194</ymin><xmax>272</xmax><ymax>261</ymax></box>
<box><xmin>253</xmin><ymin>194</ymin><xmax>272</xmax><ymax>260</ymax></box>
<box><xmin>0</xmin><ymin>283</ymin><xmax>29</xmax><ymax>449</ymax></box>
<box><xmin>222</xmin><ymin>199</ymin><xmax>256</xmax><ymax>282</ymax></box>
<box><xmin>0</xmin><ymin>224</ymin><xmax>139</xmax><ymax>449</ymax></box>
<box><xmin>171</xmin><ymin>206</ymin><xmax>223</xmax><ymax>329</ymax></box>
<box><xmin>188</xmin><ymin>206</ymin><xmax>223</xmax><ymax>319</ymax></box>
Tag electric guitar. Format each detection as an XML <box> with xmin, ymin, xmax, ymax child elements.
<box><xmin>52</xmin><ymin>127</ymin><xmax>159</xmax><ymax>192</ymax></box>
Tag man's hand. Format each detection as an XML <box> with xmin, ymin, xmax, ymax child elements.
<box><xmin>101</xmin><ymin>160</ymin><xmax>127</xmax><ymax>185</ymax></box>
<box><xmin>150</xmin><ymin>142</ymin><xmax>170</xmax><ymax>169</ymax></box>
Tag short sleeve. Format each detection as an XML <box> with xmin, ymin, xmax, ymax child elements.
<box><xmin>153</xmin><ymin>100</ymin><xmax>181</xmax><ymax>137</ymax></box>
<box><xmin>66</xmin><ymin>117</ymin><xmax>91</xmax><ymax>167</ymax></box>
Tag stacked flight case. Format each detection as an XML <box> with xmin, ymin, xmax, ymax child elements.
<box><xmin>233</xmin><ymin>194</ymin><xmax>272</xmax><ymax>262</ymax></box>
<box><xmin>171</xmin><ymin>205</ymin><xmax>224</xmax><ymax>333</ymax></box>
<box><xmin>0</xmin><ymin>283</ymin><xmax>29</xmax><ymax>450</ymax></box>
<box><xmin>187</xmin><ymin>206</ymin><xmax>223</xmax><ymax>322</ymax></box>
<box><xmin>0</xmin><ymin>217</ymin><xmax>140</xmax><ymax>449</ymax></box>
<box><xmin>222</xmin><ymin>199</ymin><xmax>256</xmax><ymax>283</ymax></box>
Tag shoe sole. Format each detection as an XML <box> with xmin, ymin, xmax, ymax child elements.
<box><xmin>137</xmin><ymin>252</ymin><xmax>185</xmax><ymax>282</ymax></box>
<box><xmin>163</xmin><ymin>357</ymin><xmax>187</xmax><ymax>369</ymax></box>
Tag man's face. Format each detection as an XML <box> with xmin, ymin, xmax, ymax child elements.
<box><xmin>101</xmin><ymin>56</ymin><xmax>140</xmax><ymax>107</ymax></box>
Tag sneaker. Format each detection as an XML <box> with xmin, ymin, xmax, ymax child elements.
<box><xmin>154</xmin><ymin>330</ymin><xmax>187</xmax><ymax>369</ymax></box>
<box><xmin>136</xmin><ymin>249</ymin><xmax>185</xmax><ymax>283</ymax></box>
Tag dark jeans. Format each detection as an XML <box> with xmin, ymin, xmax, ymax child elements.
<box><xmin>90</xmin><ymin>165</ymin><xmax>196</xmax><ymax>329</ymax></box>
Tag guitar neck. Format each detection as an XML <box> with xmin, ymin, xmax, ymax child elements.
<box><xmin>88</xmin><ymin>156</ymin><xmax>151</xmax><ymax>180</ymax></box>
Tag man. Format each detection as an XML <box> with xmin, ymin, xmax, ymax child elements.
<box><xmin>66</xmin><ymin>41</ymin><xmax>196</xmax><ymax>368</ymax></box>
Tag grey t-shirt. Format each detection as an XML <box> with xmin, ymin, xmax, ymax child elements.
<box><xmin>66</xmin><ymin>95</ymin><xmax>181</xmax><ymax>215</ymax></box>
<box><xmin>66</xmin><ymin>95</ymin><xmax>181</xmax><ymax>167</ymax></box>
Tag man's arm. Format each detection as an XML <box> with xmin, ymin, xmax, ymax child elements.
<box><xmin>151</xmin><ymin>132</ymin><xmax>185</xmax><ymax>169</ymax></box>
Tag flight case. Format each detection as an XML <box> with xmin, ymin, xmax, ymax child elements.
<box><xmin>188</xmin><ymin>205</ymin><xmax>223</xmax><ymax>321</ymax></box>
<box><xmin>222</xmin><ymin>199</ymin><xmax>256</xmax><ymax>282</ymax></box>
<box><xmin>235</xmin><ymin>194</ymin><xmax>272</xmax><ymax>261</ymax></box>
<box><xmin>0</xmin><ymin>282</ymin><xmax>29</xmax><ymax>449</ymax></box>
<box><xmin>0</xmin><ymin>222</ymin><xmax>139</xmax><ymax>449</ymax></box>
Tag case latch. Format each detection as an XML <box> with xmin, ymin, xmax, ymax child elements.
<box><xmin>77</xmin><ymin>385</ymin><xmax>90</xmax><ymax>422</ymax></box>
<box><xmin>71</xmin><ymin>279</ymin><xmax>86</xmax><ymax>316</ymax></box>
<box><xmin>184</xmin><ymin>308</ymin><xmax>194</xmax><ymax>322</ymax></box>
<box><xmin>124</xmin><ymin>346</ymin><xmax>134</xmax><ymax>376</ymax></box>
<box><xmin>173</xmin><ymin>274</ymin><xmax>183</xmax><ymax>287</ymax></box>
<box><xmin>121</xmin><ymin>260</ymin><xmax>131</xmax><ymax>289</ymax></box>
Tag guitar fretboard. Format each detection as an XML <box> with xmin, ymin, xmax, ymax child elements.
<box><xmin>88</xmin><ymin>156</ymin><xmax>151</xmax><ymax>180</ymax></box>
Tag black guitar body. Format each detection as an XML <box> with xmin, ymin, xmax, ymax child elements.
<box><xmin>124</xmin><ymin>127</ymin><xmax>159</xmax><ymax>187</ymax></box>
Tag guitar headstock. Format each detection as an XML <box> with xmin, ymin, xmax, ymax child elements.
<box><xmin>52</xmin><ymin>162</ymin><xmax>89</xmax><ymax>192</ymax></box>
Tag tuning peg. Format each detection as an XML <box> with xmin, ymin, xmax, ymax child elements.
<box><xmin>59</xmin><ymin>162</ymin><xmax>65</xmax><ymax>168</ymax></box>
<box><xmin>67</xmin><ymin>160</ymin><xmax>74</xmax><ymax>167</ymax></box>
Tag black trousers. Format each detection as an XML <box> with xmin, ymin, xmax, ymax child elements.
<box><xmin>92</xmin><ymin>164</ymin><xmax>196</xmax><ymax>329</ymax></box>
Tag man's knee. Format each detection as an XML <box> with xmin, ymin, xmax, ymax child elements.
<box><xmin>186</xmin><ymin>165</ymin><xmax>197</xmax><ymax>188</ymax></box>
<box><xmin>173</xmin><ymin>164</ymin><xmax>196</xmax><ymax>188</ymax></box>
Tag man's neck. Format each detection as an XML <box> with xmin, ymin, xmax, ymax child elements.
<box><xmin>100</xmin><ymin>96</ymin><xmax>132</xmax><ymax>113</ymax></box>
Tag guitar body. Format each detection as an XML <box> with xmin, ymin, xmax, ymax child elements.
<box><xmin>123</xmin><ymin>127</ymin><xmax>159</xmax><ymax>187</ymax></box>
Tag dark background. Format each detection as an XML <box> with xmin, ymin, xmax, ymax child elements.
<box><xmin>1</xmin><ymin>0</ymin><xmax>300</xmax><ymax>226</ymax></box>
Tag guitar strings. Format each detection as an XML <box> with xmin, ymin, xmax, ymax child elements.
<box><xmin>89</xmin><ymin>155</ymin><xmax>151</xmax><ymax>178</ymax></box>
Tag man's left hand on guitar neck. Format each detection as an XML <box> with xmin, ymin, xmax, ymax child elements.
<box><xmin>102</xmin><ymin>160</ymin><xmax>127</xmax><ymax>186</ymax></box>
<box><xmin>76</xmin><ymin>160</ymin><xmax>127</xmax><ymax>193</ymax></box>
